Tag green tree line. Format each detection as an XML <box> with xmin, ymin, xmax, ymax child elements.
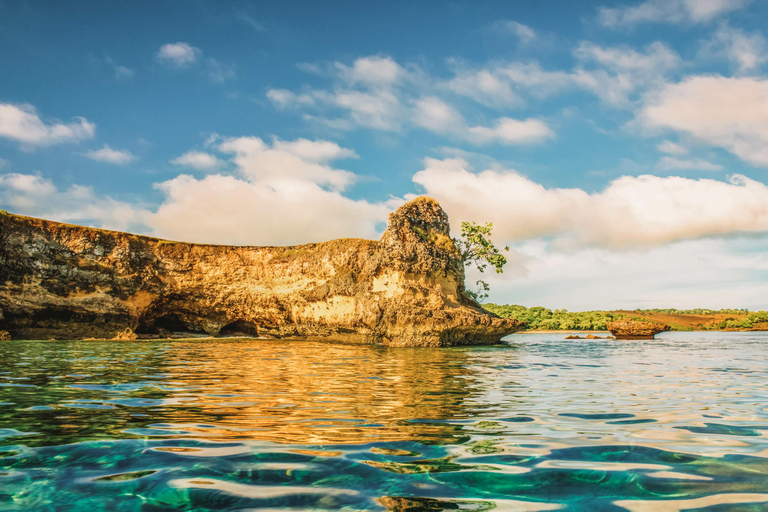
<box><xmin>484</xmin><ymin>304</ymin><xmax>768</xmax><ymax>331</ymax></box>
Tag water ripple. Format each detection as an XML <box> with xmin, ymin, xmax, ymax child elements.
<box><xmin>1</xmin><ymin>332</ymin><xmax>768</xmax><ymax>509</ymax></box>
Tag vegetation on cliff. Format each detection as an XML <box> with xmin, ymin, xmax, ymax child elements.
<box><xmin>455</xmin><ymin>221</ymin><xmax>508</xmax><ymax>303</ymax></box>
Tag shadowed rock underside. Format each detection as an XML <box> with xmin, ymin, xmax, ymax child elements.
<box><xmin>0</xmin><ymin>198</ymin><xmax>521</xmax><ymax>346</ymax></box>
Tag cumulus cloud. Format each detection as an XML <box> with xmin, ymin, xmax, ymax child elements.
<box><xmin>490</xmin><ymin>20</ymin><xmax>536</xmax><ymax>44</ymax></box>
<box><xmin>0</xmin><ymin>173</ymin><xmax>148</xmax><ymax>232</ymax></box>
<box><xmin>329</xmin><ymin>89</ymin><xmax>403</xmax><ymax>131</ymax></box>
<box><xmin>467</xmin><ymin>117</ymin><xmax>554</xmax><ymax>145</ymax></box>
<box><xmin>412</xmin><ymin>157</ymin><xmax>768</xmax><ymax>249</ymax></box>
<box><xmin>444</xmin><ymin>67</ymin><xmax>520</xmax><ymax>107</ymax></box>
<box><xmin>218</xmin><ymin>136</ymin><xmax>357</xmax><ymax>191</ymax></box>
<box><xmin>149</xmin><ymin>174</ymin><xmax>391</xmax><ymax>246</ymax></box>
<box><xmin>656</xmin><ymin>156</ymin><xmax>723</xmax><ymax>171</ymax></box>
<box><xmin>0</xmin><ymin>103</ymin><xmax>95</xmax><ymax>147</ymax></box>
<box><xmin>156</xmin><ymin>42</ymin><xmax>201</xmax><ymax>67</ymax></box>
<box><xmin>700</xmin><ymin>23</ymin><xmax>767</xmax><ymax>74</ymax></box>
<box><xmin>106</xmin><ymin>56</ymin><xmax>134</xmax><ymax>80</ymax></box>
<box><xmin>170</xmin><ymin>150</ymin><xmax>222</xmax><ymax>171</ymax></box>
<box><xmin>267</xmin><ymin>55</ymin><xmax>554</xmax><ymax>143</ymax></box>
<box><xmin>486</xmin><ymin>237</ymin><xmax>768</xmax><ymax>310</ymax></box>
<box><xmin>336</xmin><ymin>55</ymin><xmax>405</xmax><ymax>87</ymax></box>
<box><xmin>638</xmin><ymin>76</ymin><xmax>768</xmax><ymax>167</ymax></box>
<box><xmin>155</xmin><ymin>43</ymin><xmax>234</xmax><ymax>82</ymax></box>
<box><xmin>657</xmin><ymin>140</ymin><xmax>688</xmax><ymax>155</ymax></box>
<box><xmin>206</xmin><ymin>58</ymin><xmax>236</xmax><ymax>83</ymax></box>
<box><xmin>266</xmin><ymin>89</ymin><xmax>315</xmax><ymax>109</ymax></box>
<box><xmin>412</xmin><ymin>97</ymin><xmax>465</xmax><ymax>133</ymax></box>
<box><xmin>149</xmin><ymin>137</ymin><xmax>390</xmax><ymax>245</ymax></box>
<box><xmin>84</xmin><ymin>145</ymin><xmax>137</xmax><ymax>165</ymax></box>
<box><xmin>574</xmin><ymin>41</ymin><xmax>680</xmax><ymax>73</ymax></box>
<box><xmin>598</xmin><ymin>0</ymin><xmax>752</xmax><ymax>28</ymax></box>
<box><xmin>442</xmin><ymin>42</ymin><xmax>679</xmax><ymax>110</ymax></box>
<box><xmin>572</xmin><ymin>41</ymin><xmax>681</xmax><ymax>107</ymax></box>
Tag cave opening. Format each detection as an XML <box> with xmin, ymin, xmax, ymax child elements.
<box><xmin>136</xmin><ymin>313</ymin><xmax>206</xmax><ymax>336</ymax></box>
<box><xmin>219</xmin><ymin>320</ymin><xmax>259</xmax><ymax>337</ymax></box>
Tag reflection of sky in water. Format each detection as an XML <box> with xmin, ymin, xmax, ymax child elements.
<box><xmin>1</xmin><ymin>332</ymin><xmax>768</xmax><ymax>510</ymax></box>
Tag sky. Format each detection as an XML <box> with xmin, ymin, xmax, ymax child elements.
<box><xmin>1</xmin><ymin>0</ymin><xmax>768</xmax><ymax>310</ymax></box>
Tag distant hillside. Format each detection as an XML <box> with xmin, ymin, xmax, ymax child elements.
<box><xmin>484</xmin><ymin>304</ymin><xmax>768</xmax><ymax>332</ymax></box>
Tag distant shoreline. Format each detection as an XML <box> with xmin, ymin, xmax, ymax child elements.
<box><xmin>515</xmin><ymin>329</ymin><xmax>768</xmax><ymax>334</ymax></box>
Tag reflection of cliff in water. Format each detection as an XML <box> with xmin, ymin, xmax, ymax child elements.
<box><xmin>0</xmin><ymin>340</ymin><xmax>518</xmax><ymax>446</ymax></box>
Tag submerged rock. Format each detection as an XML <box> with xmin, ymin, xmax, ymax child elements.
<box><xmin>0</xmin><ymin>197</ymin><xmax>521</xmax><ymax>346</ymax></box>
<box><xmin>606</xmin><ymin>319</ymin><xmax>669</xmax><ymax>340</ymax></box>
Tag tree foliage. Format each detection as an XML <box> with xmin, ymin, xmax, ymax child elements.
<box><xmin>484</xmin><ymin>304</ymin><xmax>768</xmax><ymax>331</ymax></box>
<box><xmin>455</xmin><ymin>221</ymin><xmax>508</xmax><ymax>303</ymax></box>
<box><xmin>484</xmin><ymin>304</ymin><xmax>616</xmax><ymax>330</ymax></box>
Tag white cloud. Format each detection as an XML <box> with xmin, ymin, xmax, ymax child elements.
<box><xmin>491</xmin><ymin>20</ymin><xmax>536</xmax><ymax>44</ymax></box>
<box><xmin>268</xmin><ymin>55</ymin><xmax>413</xmax><ymax>132</ymax></box>
<box><xmin>329</xmin><ymin>89</ymin><xmax>403</xmax><ymax>131</ymax></box>
<box><xmin>84</xmin><ymin>145</ymin><xmax>137</xmax><ymax>165</ymax></box>
<box><xmin>441</xmin><ymin>42</ymin><xmax>680</xmax><ymax>111</ymax></box>
<box><xmin>638</xmin><ymin>75</ymin><xmax>768</xmax><ymax>167</ymax></box>
<box><xmin>149</xmin><ymin>174</ymin><xmax>391</xmax><ymax>246</ymax></box>
<box><xmin>155</xmin><ymin>43</ymin><xmax>234</xmax><ymax>82</ymax></box>
<box><xmin>0</xmin><ymin>103</ymin><xmax>95</xmax><ymax>147</ymax></box>
<box><xmin>336</xmin><ymin>55</ymin><xmax>405</xmax><ymax>87</ymax></box>
<box><xmin>266</xmin><ymin>89</ymin><xmax>316</xmax><ymax>109</ymax></box>
<box><xmin>485</xmin><ymin>237</ymin><xmax>768</xmax><ymax>310</ymax></box>
<box><xmin>268</xmin><ymin>55</ymin><xmax>554</xmax><ymax>144</ymax></box>
<box><xmin>106</xmin><ymin>56</ymin><xmax>134</xmax><ymax>80</ymax></box>
<box><xmin>170</xmin><ymin>151</ymin><xmax>222</xmax><ymax>171</ymax></box>
<box><xmin>218</xmin><ymin>136</ymin><xmax>358</xmax><ymax>191</ymax></box>
<box><xmin>412</xmin><ymin>97</ymin><xmax>465</xmax><ymax>133</ymax></box>
<box><xmin>156</xmin><ymin>42</ymin><xmax>201</xmax><ymax>67</ymax></box>
<box><xmin>657</xmin><ymin>140</ymin><xmax>688</xmax><ymax>155</ymax></box>
<box><xmin>701</xmin><ymin>23</ymin><xmax>767</xmax><ymax>74</ymax></box>
<box><xmin>467</xmin><ymin>117</ymin><xmax>554</xmax><ymax>145</ymax></box>
<box><xmin>656</xmin><ymin>156</ymin><xmax>723</xmax><ymax>171</ymax></box>
<box><xmin>0</xmin><ymin>173</ymin><xmax>148</xmax><ymax>232</ymax></box>
<box><xmin>598</xmin><ymin>0</ymin><xmax>752</xmax><ymax>28</ymax></box>
<box><xmin>572</xmin><ymin>41</ymin><xmax>681</xmax><ymax>107</ymax></box>
<box><xmin>149</xmin><ymin>137</ymin><xmax>389</xmax><ymax>245</ymax></box>
<box><xmin>270</xmin><ymin>138</ymin><xmax>358</xmax><ymax>162</ymax></box>
<box><xmin>413</xmin><ymin>157</ymin><xmax>768</xmax><ymax>249</ymax></box>
<box><xmin>207</xmin><ymin>58</ymin><xmax>235</xmax><ymax>83</ymax></box>
<box><xmin>575</xmin><ymin>41</ymin><xmax>680</xmax><ymax>73</ymax></box>
<box><xmin>444</xmin><ymin>67</ymin><xmax>520</xmax><ymax>107</ymax></box>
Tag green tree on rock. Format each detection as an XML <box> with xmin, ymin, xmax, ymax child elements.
<box><xmin>455</xmin><ymin>221</ymin><xmax>508</xmax><ymax>303</ymax></box>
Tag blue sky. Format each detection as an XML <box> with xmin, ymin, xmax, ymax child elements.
<box><xmin>1</xmin><ymin>0</ymin><xmax>768</xmax><ymax>310</ymax></box>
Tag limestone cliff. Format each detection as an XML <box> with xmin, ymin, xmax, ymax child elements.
<box><xmin>0</xmin><ymin>198</ymin><xmax>521</xmax><ymax>346</ymax></box>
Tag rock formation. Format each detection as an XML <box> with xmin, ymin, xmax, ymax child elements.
<box><xmin>606</xmin><ymin>319</ymin><xmax>669</xmax><ymax>340</ymax></box>
<box><xmin>0</xmin><ymin>198</ymin><xmax>521</xmax><ymax>346</ymax></box>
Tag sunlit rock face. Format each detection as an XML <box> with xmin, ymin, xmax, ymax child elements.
<box><xmin>0</xmin><ymin>198</ymin><xmax>521</xmax><ymax>346</ymax></box>
<box><xmin>607</xmin><ymin>319</ymin><xmax>670</xmax><ymax>340</ymax></box>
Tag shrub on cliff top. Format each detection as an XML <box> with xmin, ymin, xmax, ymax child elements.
<box><xmin>455</xmin><ymin>221</ymin><xmax>508</xmax><ymax>303</ymax></box>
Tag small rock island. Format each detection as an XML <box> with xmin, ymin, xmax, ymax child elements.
<box><xmin>0</xmin><ymin>198</ymin><xmax>521</xmax><ymax>346</ymax></box>
<box><xmin>607</xmin><ymin>319</ymin><xmax>670</xmax><ymax>340</ymax></box>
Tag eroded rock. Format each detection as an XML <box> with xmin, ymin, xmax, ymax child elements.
<box><xmin>0</xmin><ymin>197</ymin><xmax>521</xmax><ymax>346</ymax></box>
<box><xmin>606</xmin><ymin>319</ymin><xmax>669</xmax><ymax>340</ymax></box>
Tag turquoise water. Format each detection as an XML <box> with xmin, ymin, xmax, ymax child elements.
<box><xmin>2</xmin><ymin>332</ymin><xmax>768</xmax><ymax>510</ymax></box>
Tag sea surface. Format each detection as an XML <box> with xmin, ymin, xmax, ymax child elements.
<box><xmin>2</xmin><ymin>332</ymin><xmax>768</xmax><ymax>511</ymax></box>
